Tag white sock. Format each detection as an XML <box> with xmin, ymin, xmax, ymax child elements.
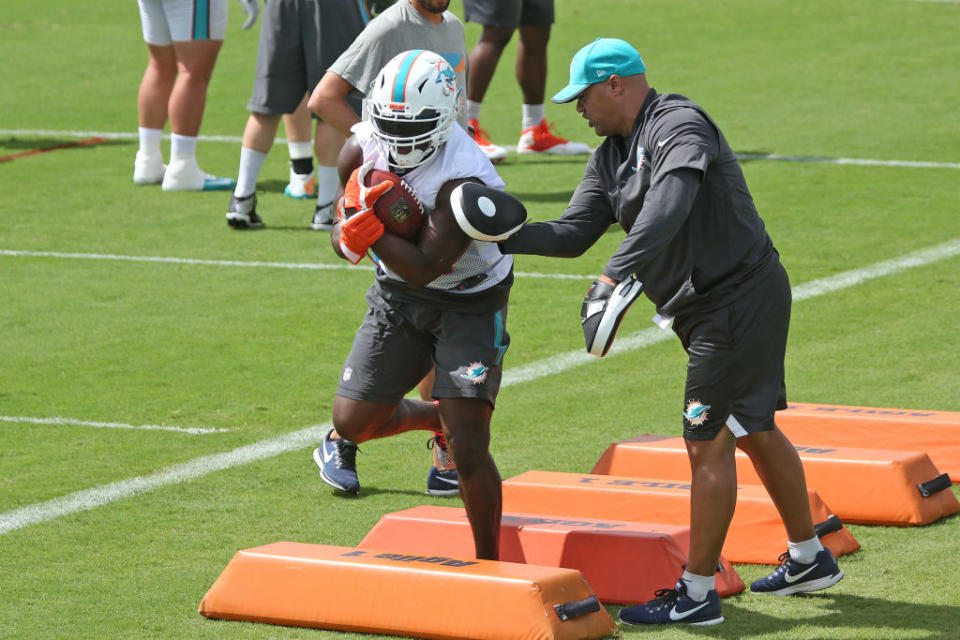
<box><xmin>679</xmin><ymin>570</ymin><xmax>715</xmax><ymax>602</ymax></box>
<box><xmin>466</xmin><ymin>99</ymin><xmax>482</xmax><ymax>122</ymax></box>
<box><xmin>169</xmin><ymin>133</ymin><xmax>198</xmax><ymax>163</ymax></box>
<box><xmin>522</xmin><ymin>104</ymin><xmax>545</xmax><ymax>130</ymax></box>
<box><xmin>138</xmin><ymin>127</ymin><xmax>163</xmax><ymax>159</ymax></box>
<box><xmin>287</xmin><ymin>140</ymin><xmax>313</xmax><ymax>162</ymax></box>
<box><xmin>315</xmin><ymin>165</ymin><xmax>339</xmax><ymax>206</ymax></box>
<box><xmin>788</xmin><ymin>537</ymin><xmax>823</xmax><ymax>565</ymax></box>
<box><xmin>234</xmin><ymin>146</ymin><xmax>267</xmax><ymax>198</ymax></box>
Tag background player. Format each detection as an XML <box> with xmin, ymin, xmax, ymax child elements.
<box><xmin>461</xmin><ymin>0</ymin><xmax>590</xmax><ymax>161</ymax></box>
<box><xmin>134</xmin><ymin>0</ymin><xmax>235</xmax><ymax>191</ymax></box>
<box><xmin>225</xmin><ymin>0</ymin><xmax>368</xmax><ymax>230</ymax></box>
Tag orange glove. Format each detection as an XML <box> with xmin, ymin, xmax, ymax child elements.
<box><xmin>339</xmin><ymin>207</ymin><xmax>385</xmax><ymax>264</ymax></box>
<box><xmin>337</xmin><ymin>160</ymin><xmax>394</xmax><ymax>222</ymax></box>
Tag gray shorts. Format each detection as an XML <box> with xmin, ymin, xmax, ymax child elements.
<box><xmin>462</xmin><ymin>0</ymin><xmax>554</xmax><ymax>28</ymax></box>
<box><xmin>247</xmin><ymin>0</ymin><xmax>366</xmax><ymax>115</ymax></box>
<box><xmin>673</xmin><ymin>263</ymin><xmax>791</xmax><ymax>441</ymax></box>
<box><xmin>337</xmin><ymin>286</ymin><xmax>511</xmax><ymax>407</ymax></box>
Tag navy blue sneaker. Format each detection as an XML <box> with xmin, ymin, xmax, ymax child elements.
<box><xmin>313</xmin><ymin>428</ymin><xmax>359</xmax><ymax>494</ymax></box>
<box><xmin>618</xmin><ymin>581</ymin><xmax>723</xmax><ymax>626</ymax></box>
<box><xmin>426</xmin><ymin>467</ymin><xmax>459</xmax><ymax>496</ymax></box>
<box><xmin>751</xmin><ymin>548</ymin><xmax>844</xmax><ymax>596</ymax></box>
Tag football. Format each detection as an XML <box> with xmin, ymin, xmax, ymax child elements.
<box><xmin>364</xmin><ymin>169</ymin><xmax>426</xmax><ymax>242</ymax></box>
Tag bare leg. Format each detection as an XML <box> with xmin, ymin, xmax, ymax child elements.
<box><xmin>737</xmin><ymin>426</ymin><xmax>816</xmax><ymax>542</ymax></box>
<box><xmin>684</xmin><ymin>429</ymin><xmax>738</xmax><ymax>576</ymax></box>
<box><xmin>466</xmin><ymin>25</ymin><xmax>514</xmax><ymax>103</ymax></box>
<box><xmin>283</xmin><ymin>95</ymin><xmax>313</xmax><ymax>145</ymax></box>
<box><xmin>416</xmin><ymin>369</ymin><xmax>436</xmax><ymax>402</ymax></box>
<box><xmin>242</xmin><ymin>112</ymin><xmax>283</xmax><ymax>154</ymax></box>
<box><xmin>138</xmin><ymin>44</ymin><xmax>177</xmax><ymax>129</ymax></box>
<box><xmin>168</xmin><ymin>38</ymin><xmax>222</xmax><ymax>136</ymax></box>
<box><xmin>515</xmin><ymin>25</ymin><xmax>550</xmax><ymax>105</ymax></box>
<box><xmin>314</xmin><ymin>118</ymin><xmax>346</xmax><ymax>167</ymax></box>
<box><xmin>331</xmin><ymin>396</ymin><xmax>440</xmax><ymax>443</ymax></box>
<box><xmin>440</xmin><ymin>398</ymin><xmax>501</xmax><ymax>560</ymax></box>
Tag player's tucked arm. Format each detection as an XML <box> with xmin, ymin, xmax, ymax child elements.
<box><xmin>499</xmin><ymin>165</ymin><xmax>612</xmax><ymax>257</ymax></box>
<box><xmin>370</xmin><ymin>178</ymin><xmax>478</xmax><ymax>288</ymax></box>
<box><xmin>308</xmin><ymin>72</ymin><xmax>361</xmax><ymax>138</ymax></box>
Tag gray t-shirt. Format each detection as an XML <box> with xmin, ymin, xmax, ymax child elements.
<box><xmin>329</xmin><ymin>0</ymin><xmax>469</xmax><ymax>128</ymax></box>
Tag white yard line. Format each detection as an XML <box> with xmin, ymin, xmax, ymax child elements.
<box><xmin>0</xmin><ymin>426</ymin><xmax>321</xmax><ymax>535</ymax></box>
<box><xmin>2</xmin><ymin>128</ymin><xmax>959</xmax><ymax>170</ymax></box>
<box><xmin>1</xmin><ymin>238</ymin><xmax>958</xmax><ymax>535</ymax></box>
<box><xmin>0</xmin><ymin>415</ymin><xmax>229</xmax><ymax>435</ymax></box>
<box><xmin>0</xmin><ymin>249</ymin><xmax>592</xmax><ymax>281</ymax></box>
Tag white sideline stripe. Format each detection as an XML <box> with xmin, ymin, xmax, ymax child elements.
<box><xmin>1</xmin><ymin>238</ymin><xmax>958</xmax><ymax>535</ymax></box>
<box><xmin>504</xmin><ymin>238</ymin><xmax>960</xmax><ymax>384</ymax></box>
<box><xmin>2</xmin><ymin>128</ymin><xmax>958</xmax><ymax>170</ymax></box>
<box><xmin>0</xmin><ymin>426</ymin><xmax>322</xmax><ymax>536</ymax></box>
<box><xmin>735</xmin><ymin>153</ymin><xmax>960</xmax><ymax>170</ymax></box>
<box><xmin>0</xmin><ymin>249</ymin><xmax>591</xmax><ymax>281</ymax></box>
<box><xmin>0</xmin><ymin>415</ymin><xmax>229</xmax><ymax>435</ymax></box>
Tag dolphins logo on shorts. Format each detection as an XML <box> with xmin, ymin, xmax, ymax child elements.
<box><xmin>684</xmin><ymin>400</ymin><xmax>711</xmax><ymax>426</ymax></box>
<box><xmin>459</xmin><ymin>362</ymin><xmax>489</xmax><ymax>384</ymax></box>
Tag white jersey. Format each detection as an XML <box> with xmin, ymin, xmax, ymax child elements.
<box><xmin>353</xmin><ymin>121</ymin><xmax>513</xmax><ymax>294</ymax></box>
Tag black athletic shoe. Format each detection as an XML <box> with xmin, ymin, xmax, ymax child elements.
<box><xmin>226</xmin><ymin>194</ymin><xmax>264</xmax><ymax>229</ymax></box>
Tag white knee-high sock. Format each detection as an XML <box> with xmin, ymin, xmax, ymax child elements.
<box><xmin>234</xmin><ymin>147</ymin><xmax>267</xmax><ymax>198</ymax></box>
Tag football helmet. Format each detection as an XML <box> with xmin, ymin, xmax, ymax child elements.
<box><xmin>367</xmin><ymin>49</ymin><xmax>463</xmax><ymax>171</ymax></box>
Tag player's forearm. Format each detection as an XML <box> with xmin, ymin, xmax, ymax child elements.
<box><xmin>309</xmin><ymin>74</ymin><xmax>360</xmax><ymax>138</ymax></box>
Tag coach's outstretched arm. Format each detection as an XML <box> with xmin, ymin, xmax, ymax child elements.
<box><xmin>498</xmin><ymin>172</ymin><xmax>613</xmax><ymax>258</ymax></box>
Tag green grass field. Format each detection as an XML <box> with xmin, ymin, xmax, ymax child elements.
<box><xmin>2</xmin><ymin>0</ymin><xmax>959</xmax><ymax>638</ymax></box>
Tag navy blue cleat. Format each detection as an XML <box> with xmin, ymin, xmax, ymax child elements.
<box><xmin>751</xmin><ymin>548</ymin><xmax>844</xmax><ymax>596</ymax></box>
<box><xmin>313</xmin><ymin>428</ymin><xmax>360</xmax><ymax>494</ymax></box>
<box><xmin>618</xmin><ymin>581</ymin><xmax>723</xmax><ymax>626</ymax></box>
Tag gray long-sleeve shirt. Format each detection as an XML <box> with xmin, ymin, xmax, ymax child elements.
<box><xmin>502</xmin><ymin>89</ymin><xmax>779</xmax><ymax>319</ymax></box>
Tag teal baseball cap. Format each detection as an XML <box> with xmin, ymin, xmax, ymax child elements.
<box><xmin>551</xmin><ymin>38</ymin><xmax>646</xmax><ymax>104</ymax></box>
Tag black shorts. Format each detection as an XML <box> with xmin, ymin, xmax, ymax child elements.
<box><xmin>462</xmin><ymin>0</ymin><xmax>554</xmax><ymax>28</ymax></box>
<box><xmin>336</xmin><ymin>285</ymin><xmax>510</xmax><ymax>407</ymax></box>
<box><xmin>247</xmin><ymin>0</ymin><xmax>365</xmax><ymax>115</ymax></box>
<box><xmin>673</xmin><ymin>263</ymin><xmax>791</xmax><ymax>441</ymax></box>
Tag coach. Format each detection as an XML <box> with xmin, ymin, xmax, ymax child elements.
<box><xmin>499</xmin><ymin>38</ymin><xmax>844</xmax><ymax>626</ymax></box>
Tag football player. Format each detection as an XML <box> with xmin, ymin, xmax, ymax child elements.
<box><xmin>314</xmin><ymin>50</ymin><xmax>522</xmax><ymax>560</ymax></box>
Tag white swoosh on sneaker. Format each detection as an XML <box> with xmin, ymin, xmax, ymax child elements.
<box><xmin>434</xmin><ymin>475</ymin><xmax>458</xmax><ymax>486</ymax></box>
<box><xmin>322</xmin><ymin>444</ymin><xmax>336</xmax><ymax>463</ymax></box>
<box><xmin>668</xmin><ymin>600</ymin><xmax>711</xmax><ymax>621</ymax></box>
<box><xmin>784</xmin><ymin>563</ymin><xmax>818</xmax><ymax>583</ymax></box>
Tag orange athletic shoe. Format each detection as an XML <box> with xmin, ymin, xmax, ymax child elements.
<box><xmin>468</xmin><ymin>118</ymin><xmax>508</xmax><ymax>163</ymax></box>
<box><xmin>517</xmin><ymin>119</ymin><xmax>591</xmax><ymax>155</ymax></box>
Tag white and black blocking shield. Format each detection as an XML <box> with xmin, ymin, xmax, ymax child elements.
<box><xmin>581</xmin><ymin>276</ymin><xmax>644</xmax><ymax>357</ymax></box>
<box><xmin>450</xmin><ymin>182</ymin><xmax>528</xmax><ymax>242</ymax></box>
